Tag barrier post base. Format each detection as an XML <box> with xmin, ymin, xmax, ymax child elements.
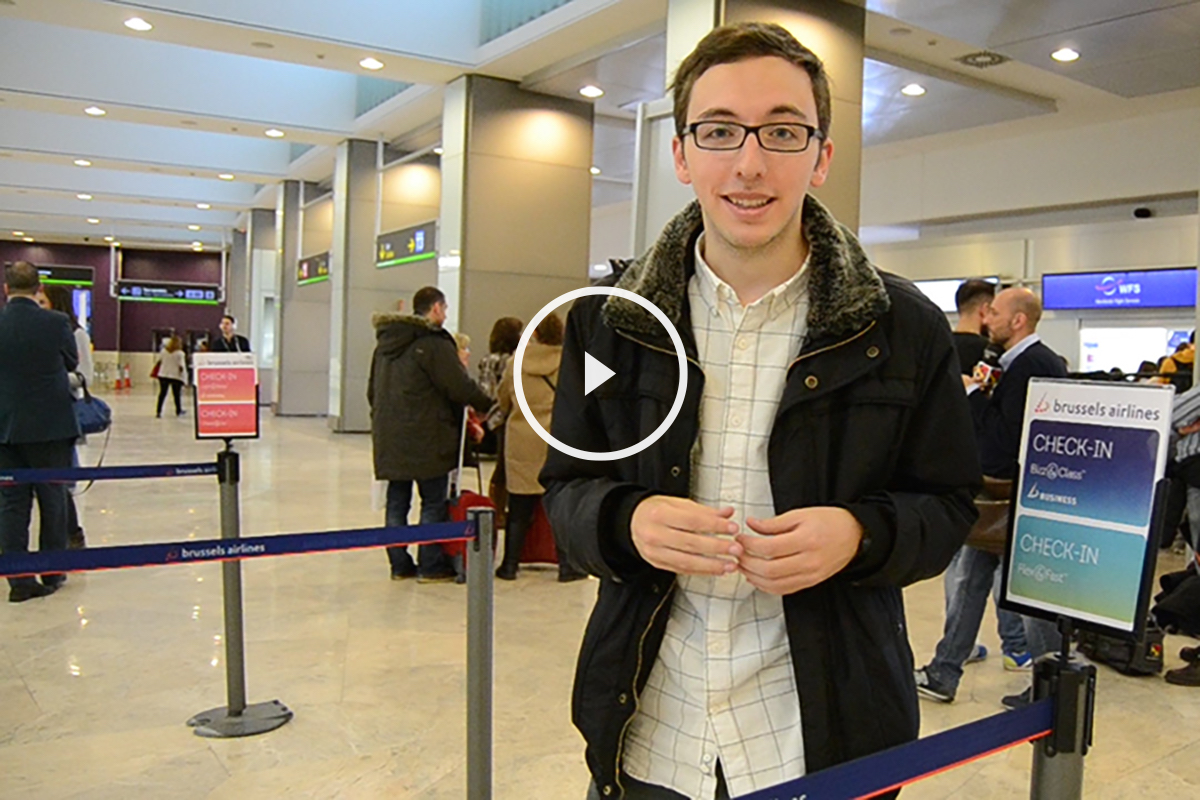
<box><xmin>187</xmin><ymin>699</ymin><xmax>293</xmax><ymax>738</ymax></box>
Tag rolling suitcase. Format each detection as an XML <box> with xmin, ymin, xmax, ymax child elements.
<box><xmin>445</xmin><ymin>408</ymin><xmax>496</xmax><ymax>567</ymax></box>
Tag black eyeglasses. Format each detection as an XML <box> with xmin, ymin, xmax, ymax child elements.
<box><xmin>683</xmin><ymin>121</ymin><xmax>823</xmax><ymax>153</ymax></box>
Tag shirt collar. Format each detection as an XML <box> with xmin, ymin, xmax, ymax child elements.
<box><xmin>693</xmin><ymin>233</ymin><xmax>809</xmax><ymax>320</ymax></box>
<box><xmin>999</xmin><ymin>333</ymin><xmax>1041</xmax><ymax>371</ymax></box>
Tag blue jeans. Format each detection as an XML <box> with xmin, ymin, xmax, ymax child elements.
<box><xmin>385</xmin><ymin>475</ymin><xmax>452</xmax><ymax>577</ymax></box>
<box><xmin>928</xmin><ymin>547</ymin><xmax>1029</xmax><ymax>693</ymax></box>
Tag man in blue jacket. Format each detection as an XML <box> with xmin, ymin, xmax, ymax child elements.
<box><xmin>0</xmin><ymin>262</ymin><xmax>80</xmax><ymax>602</ymax></box>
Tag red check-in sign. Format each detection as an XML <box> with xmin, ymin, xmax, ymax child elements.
<box><xmin>193</xmin><ymin>353</ymin><xmax>259</xmax><ymax>439</ymax></box>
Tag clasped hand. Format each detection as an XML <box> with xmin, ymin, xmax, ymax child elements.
<box><xmin>629</xmin><ymin>496</ymin><xmax>864</xmax><ymax>595</ymax></box>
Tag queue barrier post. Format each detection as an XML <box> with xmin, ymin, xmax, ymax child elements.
<box><xmin>185</xmin><ymin>442</ymin><xmax>293</xmax><ymax>738</ymax></box>
<box><xmin>466</xmin><ymin>508</ymin><xmax>495</xmax><ymax>800</ymax></box>
<box><xmin>1030</xmin><ymin>617</ymin><xmax>1095</xmax><ymax>800</ymax></box>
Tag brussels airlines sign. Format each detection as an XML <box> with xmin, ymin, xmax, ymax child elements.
<box><xmin>1041</xmin><ymin>268</ymin><xmax>1196</xmax><ymax>310</ymax></box>
<box><xmin>1002</xmin><ymin>379</ymin><xmax>1173</xmax><ymax>634</ymax></box>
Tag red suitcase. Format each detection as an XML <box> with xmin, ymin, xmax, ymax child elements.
<box><xmin>520</xmin><ymin>500</ymin><xmax>559</xmax><ymax>565</ymax></box>
<box><xmin>444</xmin><ymin>409</ymin><xmax>496</xmax><ymax>565</ymax></box>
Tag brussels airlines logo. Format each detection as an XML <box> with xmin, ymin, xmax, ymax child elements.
<box><xmin>1033</xmin><ymin>394</ymin><xmax>1050</xmax><ymax>414</ymax></box>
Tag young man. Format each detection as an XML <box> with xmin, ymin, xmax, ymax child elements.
<box><xmin>367</xmin><ymin>286</ymin><xmax>491</xmax><ymax>582</ymax></box>
<box><xmin>210</xmin><ymin>315</ymin><xmax>251</xmax><ymax>353</ymax></box>
<box><xmin>952</xmin><ymin>279</ymin><xmax>995</xmax><ymax>375</ymax></box>
<box><xmin>542</xmin><ymin>23</ymin><xmax>980</xmax><ymax>800</ymax></box>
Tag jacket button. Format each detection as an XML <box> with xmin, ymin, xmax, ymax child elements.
<box><xmin>866</xmin><ymin>346</ymin><xmax>880</xmax><ymax>358</ymax></box>
<box><xmin>804</xmin><ymin>375</ymin><xmax>819</xmax><ymax>389</ymax></box>
<box><xmin>618</xmin><ymin>692</ymin><xmax>628</xmax><ymax>705</ymax></box>
<box><xmin>651</xmin><ymin>583</ymin><xmax>661</xmax><ymax>594</ymax></box>
<box><xmin>670</xmin><ymin>466</ymin><xmax>681</xmax><ymax>477</ymax></box>
<box><xmin>603</xmin><ymin>785</ymin><xmax>614</xmax><ymax>796</ymax></box>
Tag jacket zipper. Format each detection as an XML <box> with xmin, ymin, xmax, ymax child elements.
<box><xmin>787</xmin><ymin>320</ymin><xmax>877</xmax><ymax>373</ymax></box>
<box><xmin>613</xmin><ymin>579</ymin><xmax>676</xmax><ymax>798</ymax></box>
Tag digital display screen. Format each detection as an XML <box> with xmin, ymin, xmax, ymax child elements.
<box><xmin>1042</xmin><ymin>268</ymin><xmax>1196</xmax><ymax>310</ymax></box>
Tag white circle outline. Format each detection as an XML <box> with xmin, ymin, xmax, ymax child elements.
<box><xmin>513</xmin><ymin>286</ymin><xmax>688</xmax><ymax>462</ymax></box>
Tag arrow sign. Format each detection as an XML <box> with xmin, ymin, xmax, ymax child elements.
<box><xmin>583</xmin><ymin>353</ymin><xmax>616</xmax><ymax>396</ymax></box>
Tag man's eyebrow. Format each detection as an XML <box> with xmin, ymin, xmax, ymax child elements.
<box><xmin>694</xmin><ymin>105</ymin><xmax>811</xmax><ymax>121</ymax></box>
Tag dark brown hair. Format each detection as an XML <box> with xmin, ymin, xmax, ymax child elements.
<box><xmin>413</xmin><ymin>286</ymin><xmax>446</xmax><ymax>317</ymax></box>
<box><xmin>43</xmin><ymin>284</ymin><xmax>79</xmax><ymax>330</ymax></box>
<box><xmin>488</xmin><ymin>316</ymin><xmax>523</xmax><ymax>355</ymax></box>
<box><xmin>4</xmin><ymin>261</ymin><xmax>40</xmax><ymax>293</ymax></box>
<box><xmin>533</xmin><ymin>313</ymin><xmax>564</xmax><ymax>347</ymax></box>
<box><xmin>669</xmin><ymin>22</ymin><xmax>832</xmax><ymax>140</ymax></box>
<box><xmin>954</xmin><ymin>279</ymin><xmax>996</xmax><ymax>314</ymax></box>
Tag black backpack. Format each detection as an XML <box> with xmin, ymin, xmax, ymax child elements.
<box><xmin>1077</xmin><ymin>619</ymin><xmax>1165</xmax><ymax>676</ymax></box>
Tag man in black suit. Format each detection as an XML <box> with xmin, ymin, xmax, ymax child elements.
<box><xmin>0</xmin><ymin>262</ymin><xmax>80</xmax><ymax>602</ymax></box>
<box><xmin>210</xmin><ymin>314</ymin><xmax>251</xmax><ymax>353</ymax></box>
<box><xmin>916</xmin><ymin>287</ymin><xmax>1067</xmax><ymax>705</ymax></box>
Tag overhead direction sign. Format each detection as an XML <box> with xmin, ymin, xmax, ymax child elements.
<box><xmin>376</xmin><ymin>222</ymin><xmax>437</xmax><ymax>269</ymax></box>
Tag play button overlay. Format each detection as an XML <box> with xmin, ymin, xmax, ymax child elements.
<box><xmin>512</xmin><ymin>286</ymin><xmax>688</xmax><ymax>462</ymax></box>
<box><xmin>583</xmin><ymin>353</ymin><xmax>616</xmax><ymax>396</ymax></box>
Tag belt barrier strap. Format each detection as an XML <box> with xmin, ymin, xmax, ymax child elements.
<box><xmin>741</xmin><ymin>698</ymin><xmax>1054</xmax><ymax>800</ymax></box>
<box><xmin>0</xmin><ymin>462</ymin><xmax>219</xmax><ymax>485</ymax></box>
<box><xmin>0</xmin><ymin>521</ymin><xmax>473</xmax><ymax>579</ymax></box>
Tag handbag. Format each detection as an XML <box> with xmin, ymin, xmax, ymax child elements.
<box><xmin>964</xmin><ymin>476</ymin><xmax>1012</xmax><ymax>556</ymax></box>
<box><xmin>150</xmin><ymin>361</ymin><xmax>161</xmax><ymax>378</ymax></box>
<box><xmin>73</xmin><ymin>375</ymin><xmax>112</xmax><ymax>435</ymax></box>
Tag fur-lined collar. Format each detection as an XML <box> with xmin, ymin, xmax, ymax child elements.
<box><xmin>603</xmin><ymin>195</ymin><xmax>889</xmax><ymax>342</ymax></box>
<box><xmin>372</xmin><ymin>312</ymin><xmax>436</xmax><ymax>331</ymax></box>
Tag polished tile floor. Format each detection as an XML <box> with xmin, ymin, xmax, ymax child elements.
<box><xmin>1</xmin><ymin>388</ymin><xmax>1198</xmax><ymax>799</ymax></box>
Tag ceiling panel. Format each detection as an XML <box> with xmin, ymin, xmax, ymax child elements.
<box><xmin>862</xmin><ymin>58</ymin><xmax>1052</xmax><ymax>146</ymax></box>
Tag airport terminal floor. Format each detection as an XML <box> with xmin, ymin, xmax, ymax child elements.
<box><xmin>0</xmin><ymin>387</ymin><xmax>1197</xmax><ymax>799</ymax></box>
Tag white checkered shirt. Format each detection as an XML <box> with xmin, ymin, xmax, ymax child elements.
<box><xmin>622</xmin><ymin>236</ymin><xmax>810</xmax><ymax>799</ymax></box>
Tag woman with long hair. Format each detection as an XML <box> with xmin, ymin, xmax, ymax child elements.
<box><xmin>154</xmin><ymin>335</ymin><xmax>188</xmax><ymax>417</ymax></box>
<box><xmin>42</xmin><ymin>285</ymin><xmax>91</xmax><ymax>549</ymax></box>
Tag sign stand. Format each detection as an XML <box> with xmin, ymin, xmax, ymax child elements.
<box><xmin>1029</xmin><ymin>617</ymin><xmax>1096</xmax><ymax>800</ymax></box>
<box><xmin>466</xmin><ymin>507</ymin><xmax>495</xmax><ymax>800</ymax></box>
<box><xmin>186</xmin><ymin>442</ymin><xmax>292</xmax><ymax>738</ymax></box>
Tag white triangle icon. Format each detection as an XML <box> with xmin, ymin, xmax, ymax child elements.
<box><xmin>583</xmin><ymin>352</ymin><xmax>616</xmax><ymax>396</ymax></box>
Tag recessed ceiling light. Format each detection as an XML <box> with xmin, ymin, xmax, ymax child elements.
<box><xmin>1052</xmin><ymin>47</ymin><xmax>1080</xmax><ymax>63</ymax></box>
<box><xmin>74</xmin><ymin>159</ymin><xmax>92</xmax><ymax>167</ymax></box>
<box><xmin>590</xmin><ymin>166</ymin><xmax>601</xmax><ymax>175</ymax></box>
<box><xmin>901</xmin><ymin>83</ymin><xmax>926</xmax><ymax>97</ymax></box>
<box><xmin>191</xmin><ymin>241</ymin><xmax>203</xmax><ymax>247</ymax></box>
<box><xmin>124</xmin><ymin>17</ymin><xmax>153</xmax><ymax>32</ymax></box>
<box><xmin>433</xmin><ymin>147</ymin><xmax>444</xmax><ymax>155</ymax></box>
<box><xmin>77</xmin><ymin>193</ymin><xmax>93</xmax><ymax>200</ymax></box>
<box><xmin>103</xmin><ymin>236</ymin><xmax>114</xmax><ymax>242</ymax></box>
<box><xmin>12</xmin><ymin>231</ymin><xmax>24</xmax><ymax>237</ymax></box>
<box><xmin>22</xmin><ymin>237</ymin><xmax>34</xmax><ymax>243</ymax></box>
<box><xmin>113</xmin><ymin>242</ymin><xmax>121</xmax><ymax>247</ymax></box>
<box><xmin>188</xmin><ymin>225</ymin><xmax>201</xmax><ymax>231</ymax></box>
<box><xmin>84</xmin><ymin>106</ymin><xmax>106</xmax><ymax>116</ymax></box>
<box><xmin>579</xmin><ymin>85</ymin><xmax>604</xmax><ymax>99</ymax></box>
<box><xmin>217</xmin><ymin>173</ymin><xmax>234</xmax><ymax>180</ymax></box>
<box><xmin>359</xmin><ymin>57</ymin><xmax>384</xmax><ymax>70</ymax></box>
<box><xmin>87</xmin><ymin>218</ymin><xmax>100</xmax><ymax>224</ymax></box>
<box><xmin>196</xmin><ymin>202</ymin><xmax>211</xmax><ymax>209</ymax></box>
<box><xmin>264</xmin><ymin>128</ymin><xmax>285</xmax><ymax>138</ymax></box>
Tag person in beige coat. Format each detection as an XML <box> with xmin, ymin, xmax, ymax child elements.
<box><xmin>494</xmin><ymin>313</ymin><xmax>583</xmax><ymax>581</ymax></box>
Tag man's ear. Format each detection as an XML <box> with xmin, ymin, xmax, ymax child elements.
<box><xmin>672</xmin><ymin>136</ymin><xmax>692</xmax><ymax>186</ymax></box>
<box><xmin>809</xmin><ymin>137</ymin><xmax>834</xmax><ymax>189</ymax></box>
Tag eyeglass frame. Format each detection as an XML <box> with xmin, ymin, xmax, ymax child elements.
<box><xmin>680</xmin><ymin>120</ymin><xmax>825</xmax><ymax>153</ymax></box>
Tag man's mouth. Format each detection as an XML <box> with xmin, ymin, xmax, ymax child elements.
<box><xmin>723</xmin><ymin>195</ymin><xmax>773</xmax><ymax>210</ymax></box>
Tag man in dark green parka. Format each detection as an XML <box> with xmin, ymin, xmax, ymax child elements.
<box><xmin>368</xmin><ymin>286</ymin><xmax>491</xmax><ymax>581</ymax></box>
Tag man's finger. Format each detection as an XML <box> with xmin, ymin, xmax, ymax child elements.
<box><xmin>648</xmin><ymin>547</ymin><xmax>736</xmax><ymax>576</ymax></box>
<box><xmin>737</xmin><ymin>551</ymin><xmax>819</xmax><ymax>582</ymax></box>
<box><xmin>744</xmin><ymin>513</ymin><xmax>804</xmax><ymax>536</ymax></box>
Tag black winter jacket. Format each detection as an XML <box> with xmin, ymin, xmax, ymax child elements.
<box><xmin>541</xmin><ymin>197</ymin><xmax>981</xmax><ymax>798</ymax></box>
<box><xmin>368</xmin><ymin>314</ymin><xmax>491</xmax><ymax>482</ymax></box>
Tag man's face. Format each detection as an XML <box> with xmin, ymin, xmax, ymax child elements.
<box><xmin>219</xmin><ymin>318</ymin><xmax>234</xmax><ymax>337</ymax></box>
<box><xmin>430</xmin><ymin>301</ymin><xmax>448</xmax><ymax>327</ymax></box>
<box><xmin>985</xmin><ymin>293</ymin><xmax>1020</xmax><ymax>347</ymax></box>
<box><xmin>672</xmin><ymin>56</ymin><xmax>833</xmax><ymax>255</ymax></box>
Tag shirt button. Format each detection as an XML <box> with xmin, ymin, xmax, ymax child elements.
<box><xmin>805</xmin><ymin>375</ymin><xmax>819</xmax><ymax>389</ymax></box>
<box><xmin>736</xmin><ymin>337</ymin><xmax>749</xmax><ymax>350</ymax></box>
<box><xmin>867</xmin><ymin>345</ymin><xmax>880</xmax><ymax>359</ymax></box>
<box><xmin>730</xmin><ymin>416</ymin><xmax>743</xmax><ymax>428</ymax></box>
<box><xmin>670</xmin><ymin>466</ymin><xmax>681</xmax><ymax>477</ymax></box>
<box><xmin>703</xmin><ymin>754</ymin><xmax>714</xmax><ymax>763</ymax></box>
